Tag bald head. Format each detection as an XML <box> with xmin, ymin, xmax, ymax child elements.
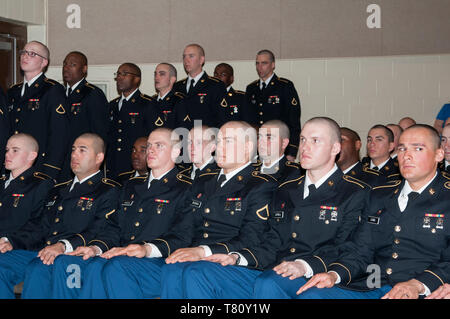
<box><xmin>76</xmin><ymin>133</ymin><xmax>105</xmax><ymax>155</ymax></box>
<box><xmin>398</xmin><ymin>117</ymin><xmax>416</xmax><ymax>130</ymax></box>
<box><xmin>8</xmin><ymin>133</ymin><xmax>39</xmax><ymax>154</ymax></box>
<box><xmin>303</xmin><ymin>117</ymin><xmax>341</xmax><ymax>144</ymax></box>
<box><xmin>5</xmin><ymin>133</ymin><xmax>39</xmax><ymax>177</ymax></box>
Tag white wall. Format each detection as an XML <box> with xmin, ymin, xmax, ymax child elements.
<box><xmin>47</xmin><ymin>53</ymin><xmax>450</xmax><ymax>154</ymax></box>
<box><xmin>0</xmin><ymin>0</ymin><xmax>46</xmax><ymax>25</ymax></box>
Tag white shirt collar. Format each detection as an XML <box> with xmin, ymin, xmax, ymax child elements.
<box><xmin>188</xmin><ymin>70</ymin><xmax>205</xmax><ymax>86</ymax></box>
<box><xmin>304</xmin><ymin>164</ymin><xmax>338</xmax><ymax>198</ymax></box>
<box><xmin>370</xmin><ymin>157</ymin><xmax>390</xmax><ymax>170</ymax></box>
<box><xmin>260</xmin><ymin>73</ymin><xmax>274</xmax><ymax>88</ymax></box>
<box><xmin>71</xmin><ymin>170</ymin><xmax>100</xmax><ymax>191</ymax></box>
<box><xmin>157</xmin><ymin>90</ymin><xmax>170</xmax><ymax>101</ymax></box>
<box><xmin>261</xmin><ymin>155</ymin><xmax>285</xmax><ymax>173</ymax></box>
<box><xmin>4</xmin><ymin>173</ymin><xmax>15</xmax><ymax>189</ymax></box>
<box><xmin>218</xmin><ymin>161</ymin><xmax>252</xmax><ymax>187</ymax></box>
<box><xmin>67</xmin><ymin>78</ymin><xmax>84</xmax><ymax>95</ymax></box>
<box><xmin>148</xmin><ymin>167</ymin><xmax>174</xmax><ymax>188</ymax></box>
<box><xmin>399</xmin><ymin>172</ymin><xmax>438</xmax><ymax>198</ymax></box>
<box><xmin>121</xmin><ymin>88</ymin><xmax>139</xmax><ymax>102</ymax></box>
<box><xmin>342</xmin><ymin>161</ymin><xmax>359</xmax><ymax>174</ymax></box>
<box><xmin>24</xmin><ymin>72</ymin><xmax>43</xmax><ymax>87</ymax></box>
<box><xmin>226</xmin><ymin>85</ymin><xmax>232</xmax><ymax>92</ymax></box>
<box><xmin>446</xmin><ymin>160</ymin><xmax>450</xmax><ymax>169</ymax></box>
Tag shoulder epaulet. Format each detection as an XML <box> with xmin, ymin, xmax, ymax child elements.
<box><xmin>285</xmin><ymin>161</ymin><xmax>301</xmax><ymax>169</ymax></box>
<box><xmin>208</xmin><ymin>76</ymin><xmax>220</xmax><ymax>83</ymax></box>
<box><xmin>199</xmin><ymin>171</ymin><xmax>219</xmax><ymax>178</ymax></box>
<box><xmin>176</xmin><ymin>78</ymin><xmax>187</xmax><ymax>85</ymax></box>
<box><xmin>250</xmin><ymin>79</ymin><xmax>259</xmax><ymax>85</ymax></box>
<box><xmin>252</xmin><ymin>170</ymin><xmax>277</xmax><ymax>182</ymax></box>
<box><xmin>174</xmin><ymin>92</ymin><xmax>186</xmax><ymax>98</ymax></box>
<box><xmin>129</xmin><ymin>175</ymin><xmax>148</xmax><ymax>181</ymax></box>
<box><xmin>234</xmin><ymin>90</ymin><xmax>246</xmax><ymax>95</ymax></box>
<box><xmin>387</xmin><ymin>173</ymin><xmax>400</xmax><ymax>179</ymax></box>
<box><xmin>0</xmin><ymin>175</ymin><xmax>6</xmax><ymax>181</ymax></box>
<box><xmin>279</xmin><ymin>175</ymin><xmax>304</xmax><ymax>188</ymax></box>
<box><xmin>55</xmin><ymin>179</ymin><xmax>73</xmax><ymax>187</ymax></box>
<box><xmin>362</xmin><ymin>166</ymin><xmax>380</xmax><ymax>176</ymax></box>
<box><xmin>10</xmin><ymin>82</ymin><xmax>23</xmax><ymax>89</ymax></box>
<box><xmin>151</xmin><ymin>94</ymin><xmax>158</xmax><ymax>99</ymax></box>
<box><xmin>102</xmin><ymin>177</ymin><xmax>122</xmax><ymax>187</ymax></box>
<box><xmin>33</xmin><ymin>171</ymin><xmax>54</xmax><ymax>182</ymax></box>
<box><xmin>140</xmin><ymin>93</ymin><xmax>153</xmax><ymax>101</ymax></box>
<box><xmin>373</xmin><ymin>180</ymin><xmax>402</xmax><ymax>190</ymax></box>
<box><xmin>44</xmin><ymin>78</ymin><xmax>58</xmax><ymax>85</ymax></box>
<box><xmin>84</xmin><ymin>82</ymin><xmax>96</xmax><ymax>90</ymax></box>
<box><xmin>176</xmin><ymin>173</ymin><xmax>192</xmax><ymax>185</ymax></box>
<box><xmin>179</xmin><ymin>166</ymin><xmax>192</xmax><ymax>175</ymax></box>
<box><xmin>112</xmin><ymin>96</ymin><xmax>120</xmax><ymax>103</ymax></box>
<box><xmin>118</xmin><ymin>170</ymin><xmax>135</xmax><ymax>177</ymax></box>
<box><xmin>442</xmin><ymin>171</ymin><xmax>450</xmax><ymax>180</ymax></box>
<box><xmin>252</xmin><ymin>160</ymin><xmax>262</xmax><ymax>168</ymax></box>
<box><xmin>342</xmin><ymin>175</ymin><xmax>369</xmax><ymax>189</ymax></box>
<box><xmin>278</xmin><ymin>77</ymin><xmax>292</xmax><ymax>84</ymax></box>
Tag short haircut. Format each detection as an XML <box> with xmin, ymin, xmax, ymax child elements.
<box><xmin>369</xmin><ymin>124</ymin><xmax>394</xmax><ymax>143</ymax></box>
<box><xmin>386</xmin><ymin>123</ymin><xmax>403</xmax><ymax>133</ymax></box>
<box><xmin>76</xmin><ymin>133</ymin><xmax>106</xmax><ymax>154</ymax></box>
<box><xmin>261</xmin><ymin>120</ymin><xmax>290</xmax><ymax>140</ymax></box>
<box><xmin>158</xmin><ymin>62</ymin><xmax>177</xmax><ymax>79</ymax></box>
<box><xmin>404</xmin><ymin>124</ymin><xmax>441</xmax><ymax>150</ymax></box>
<box><xmin>67</xmin><ymin>51</ymin><xmax>88</xmax><ymax>66</ymax></box>
<box><xmin>340</xmin><ymin>127</ymin><xmax>361</xmax><ymax>142</ymax></box>
<box><xmin>9</xmin><ymin>133</ymin><xmax>39</xmax><ymax>153</ymax></box>
<box><xmin>29</xmin><ymin>40</ymin><xmax>50</xmax><ymax>60</ymax></box>
<box><xmin>186</xmin><ymin>43</ymin><xmax>205</xmax><ymax>57</ymax></box>
<box><xmin>215</xmin><ymin>63</ymin><xmax>234</xmax><ymax>76</ymax></box>
<box><xmin>189</xmin><ymin>125</ymin><xmax>216</xmax><ymax>142</ymax></box>
<box><xmin>304</xmin><ymin>117</ymin><xmax>341</xmax><ymax>144</ymax></box>
<box><xmin>150</xmin><ymin>127</ymin><xmax>181</xmax><ymax>147</ymax></box>
<box><xmin>221</xmin><ymin>121</ymin><xmax>258</xmax><ymax>158</ymax></box>
<box><xmin>257</xmin><ymin>49</ymin><xmax>275</xmax><ymax>63</ymax></box>
<box><xmin>120</xmin><ymin>62</ymin><xmax>141</xmax><ymax>77</ymax></box>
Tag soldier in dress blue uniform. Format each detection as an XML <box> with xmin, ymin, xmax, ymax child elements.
<box><xmin>244</xmin><ymin>50</ymin><xmax>301</xmax><ymax>161</ymax></box>
<box><xmin>172</xmin><ymin>44</ymin><xmax>227</xmax><ymax>128</ymax></box>
<box><xmin>213</xmin><ymin>63</ymin><xmax>248</xmax><ymax>124</ymax></box>
<box><xmin>36</xmin><ymin>128</ymin><xmax>192</xmax><ymax>298</ymax></box>
<box><xmin>362</xmin><ymin>124</ymin><xmax>400</xmax><ymax>181</ymax></box>
<box><xmin>60</xmin><ymin>51</ymin><xmax>110</xmax><ymax>180</ymax></box>
<box><xmin>107</xmin><ymin>63</ymin><xmax>155</xmax><ymax>179</ymax></box>
<box><xmin>386</xmin><ymin>123</ymin><xmax>403</xmax><ymax>161</ymax></box>
<box><xmin>296</xmin><ymin>124</ymin><xmax>450</xmax><ymax>299</ymax></box>
<box><xmin>439</xmin><ymin>124</ymin><xmax>450</xmax><ymax>173</ymax></box>
<box><xmin>254</xmin><ymin>120</ymin><xmax>304</xmax><ymax>183</ymax></box>
<box><xmin>150</xmin><ymin>63</ymin><xmax>191</xmax><ymax>130</ymax></box>
<box><xmin>116</xmin><ymin>137</ymin><xmax>149</xmax><ymax>185</ymax></box>
<box><xmin>0</xmin><ymin>89</ymin><xmax>10</xmax><ymax>175</ymax></box>
<box><xmin>101</xmin><ymin>121</ymin><xmax>277</xmax><ymax>298</ymax></box>
<box><xmin>0</xmin><ymin>134</ymin><xmax>54</xmax><ymax>236</ymax></box>
<box><xmin>178</xmin><ymin>125</ymin><xmax>218</xmax><ymax>183</ymax></box>
<box><xmin>0</xmin><ymin>133</ymin><xmax>119</xmax><ymax>298</ymax></box>
<box><xmin>338</xmin><ymin>127</ymin><xmax>384</xmax><ymax>187</ymax></box>
<box><xmin>182</xmin><ymin>117</ymin><xmax>368</xmax><ymax>299</ymax></box>
<box><xmin>7</xmin><ymin>41</ymin><xmax>69</xmax><ymax>181</ymax></box>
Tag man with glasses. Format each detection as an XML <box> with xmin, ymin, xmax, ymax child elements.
<box><xmin>7</xmin><ymin>41</ymin><xmax>69</xmax><ymax>181</ymax></box>
<box><xmin>107</xmin><ymin>63</ymin><xmax>155</xmax><ymax>179</ymax></box>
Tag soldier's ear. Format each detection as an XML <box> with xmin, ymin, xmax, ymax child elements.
<box><xmin>355</xmin><ymin>140</ymin><xmax>362</xmax><ymax>152</ymax></box>
<box><xmin>96</xmin><ymin>152</ymin><xmax>105</xmax><ymax>166</ymax></box>
<box><xmin>28</xmin><ymin>151</ymin><xmax>38</xmax><ymax>163</ymax></box>
<box><xmin>331</xmin><ymin>142</ymin><xmax>341</xmax><ymax>157</ymax></box>
<box><xmin>435</xmin><ymin>147</ymin><xmax>444</xmax><ymax>163</ymax></box>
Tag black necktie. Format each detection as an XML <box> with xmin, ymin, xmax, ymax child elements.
<box><xmin>22</xmin><ymin>83</ymin><xmax>29</xmax><ymax>97</ymax></box>
<box><xmin>408</xmin><ymin>191</ymin><xmax>419</xmax><ymax>202</ymax></box>
<box><xmin>308</xmin><ymin>184</ymin><xmax>316</xmax><ymax>197</ymax></box>
<box><xmin>67</xmin><ymin>87</ymin><xmax>73</xmax><ymax>96</ymax></box>
<box><xmin>188</xmin><ymin>79</ymin><xmax>195</xmax><ymax>93</ymax></box>
<box><xmin>194</xmin><ymin>168</ymin><xmax>201</xmax><ymax>180</ymax></box>
<box><xmin>148</xmin><ymin>179</ymin><xmax>158</xmax><ymax>189</ymax></box>
<box><xmin>372</xmin><ymin>166</ymin><xmax>379</xmax><ymax>171</ymax></box>
<box><xmin>71</xmin><ymin>182</ymin><xmax>81</xmax><ymax>192</ymax></box>
<box><xmin>216</xmin><ymin>174</ymin><xmax>227</xmax><ymax>190</ymax></box>
<box><xmin>261</xmin><ymin>82</ymin><xmax>266</xmax><ymax>91</ymax></box>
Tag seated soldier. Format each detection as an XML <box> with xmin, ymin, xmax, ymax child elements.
<box><xmin>362</xmin><ymin>124</ymin><xmax>399</xmax><ymax>181</ymax></box>
<box><xmin>337</xmin><ymin>127</ymin><xmax>382</xmax><ymax>187</ymax></box>
<box><xmin>101</xmin><ymin>121</ymin><xmax>277</xmax><ymax>298</ymax></box>
<box><xmin>180</xmin><ymin>125</ymin><xmax>218</xmax><ymax>182</ymax></box>
<box><xmin>117</xmin><ymin>136</ymin><xmax>149</xmax><ymax>185</ymax></box>
<box><xmin>297</xmin><ymin>124</ymin><xmax>450</xmax><ymax>299</ymax></box>
<box><xmin>0</xmin><ymin>134</ymin><xmax>54</xmax><ymax>235</ymax></box>
<box><xmin>0</xmin><ymin>133</ymin><xmax>119</xmax><ymax>299</ymax></box>
<box><xmin>35</xmin><ymin>128</ymin><xmax>192</xmax><ymax>298</ymax></box>
<box><xmin>254</xmin><ymin>120</ymin><xmax>303</xmax><ymax>182</ymax></box>
<box><xmin>248</xmin><ymin>117</ymin><xmax>369</xmax><ymax>299</ymax></box>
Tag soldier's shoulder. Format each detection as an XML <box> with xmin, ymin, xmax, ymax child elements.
<box><xmin>277</xmin><ymin>76</ymin><xmax>294</xmax><ymax>85</ymax></box>
<box><xmin>342</xmin><ymin>174</ymin><xmax>371</xmax><ymax>190</ymax></box>
<box><xmin>372</xmin><ymin>180</ymin><xmax>402</xmax><ymax>194</ymax></box>
<box><xmin>234</xmin><ymin>89</ymin><xmax>246</xmax><ymax>95</ymax></box>
<box><xmin>139</xmin><ymin>93</ymin><xmax>153</xmax><ymax>102</ymax></box>
<box><xmin>32</xmin><ymin>171</ymin><xmax>56</xmax><ymax>184</ymax></box>
<box><xmin>101</xmin><ymin>177</ymin><xmax>122</xmax><ymax>188</ymax></box>
<box><xmin>54</xmin><ymin>179</ymin><xmax>73</xmax><ymax>188</ymax></box>
<box><xmin>207</xmin><ymin>76</ymin><xmax>221</xmax><ymax>83</ymax></box>
<box><xmin>278</xmin><ymin>174</ymin><xmax>305</xmax><ymax>189</ymax></box>
<box><xmin>362</xmin><ymin>166</ymin><xmax>381</xmax><ymax>176</ymax></box>
<box><xmin>175</xmin><ymin>172</ymin><xmax>193</xmax><ymax>186</ymax></box>
<box><xmin>9</xmin><ymin>82</ymin><xmax>23</xmax><ymax>90</ymax></box>
<box><xmin>251</xmin><ymin>170</ymin><xmax>278</xmax><ymax>183</ymax></box>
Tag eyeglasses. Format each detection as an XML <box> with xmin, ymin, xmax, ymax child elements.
<box><xmin>114</xmin><ymin>71</ymin><xmax>140</xmax><ymax>78</ymax></box>
<box><xmin>19</xmin><ymin>50</ymin><xmax>48</xmax><ymax>60</ymax></box>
